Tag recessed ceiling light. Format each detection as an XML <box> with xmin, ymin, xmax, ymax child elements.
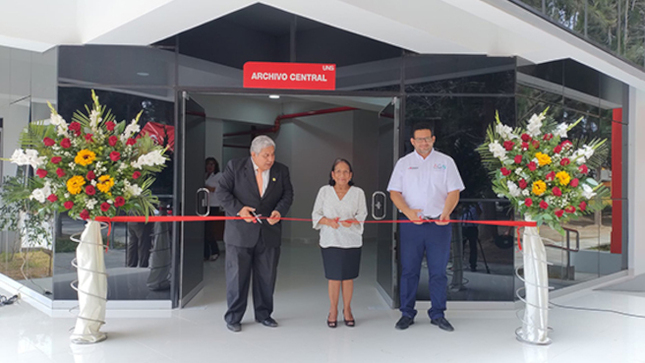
<box><xmin>137</xmin><ymin>72</ymin><xmax>149</xmax><ymax>77</ymax></box>
<box><xmin>269</xmin><ymin>95</ymin><xmax>280</xmax><ymax>99</ymax></box>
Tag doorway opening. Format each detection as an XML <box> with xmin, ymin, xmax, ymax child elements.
<box><xmin>176</xmin><ymin>92</ymin><xmax>400</xmax><ymax>309</ymax></box>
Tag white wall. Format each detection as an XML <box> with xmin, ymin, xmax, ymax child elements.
<box><xmin>628</xmin><ymin>87</ymin><xmax>645</xmax><ymax>275</ymax></box>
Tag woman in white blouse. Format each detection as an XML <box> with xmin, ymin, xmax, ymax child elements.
<box><xmin>312</xmin><ymin>158</ymin><xmax>367</xmax><ymax>328</ymax></box>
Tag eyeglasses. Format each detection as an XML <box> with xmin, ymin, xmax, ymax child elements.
<box><xmin>414</xmin><ymin>136</ymin><xmax>433</xmax><ymax>143</ymax></box>
<box><xmin>333</xmin><ymin>170</ymin><xmax>351</xmax><ymax>175</ymax></box>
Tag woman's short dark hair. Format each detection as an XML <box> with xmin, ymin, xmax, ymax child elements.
<box><xmin>328</xmin><ymin>158</ymin><xmax>355</xmax><ymax>186</ymax></box>
<box><xmin>205</xmin><ymin>157</ymin><xmax>220</xmax><ymax>174</ymax></box>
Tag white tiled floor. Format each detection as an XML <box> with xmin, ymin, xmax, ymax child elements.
<box><xmin>2</xmin><ymin>242</ymin><xmax>645</xmax><ymax>363</ymax></box>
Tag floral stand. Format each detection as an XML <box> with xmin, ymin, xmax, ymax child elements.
<box><xmin>70</xmin><ymin>220</ymin><xmax>108</xmax><ymax>344</ymax></box>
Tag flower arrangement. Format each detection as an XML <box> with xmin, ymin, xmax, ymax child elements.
<box><xmin>8</xmin><ymin>91</ymin><xmax>167</xmax><ymax>221</ymax></box>
<box><xmin>477</xmin><ymin>109</ymin><xmax>609</xmax><ymax>233</ymax></box>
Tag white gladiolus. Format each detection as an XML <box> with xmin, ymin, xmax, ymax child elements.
<box><xmin>11</xmin><ymin>149</ymin><xmax>47</xmax><ymax>169</ymax></box>
<box><xmin>120</xmin><ymin>119</ymin><xmax>141</xmax><ymax>143</ymax></box>
<box><xmin>29</xmin><ymin>182</ymin><xmax>51</xmax><ymax>203</ymax></box>
<box><xmin>488</xmin><ymin>141</ymin><xmax>507</xmax><ymax>161</ymax></box>
<box><xmin>495</xmin><ymin>123</ymin><xmax>515</xmax><ymax>140</ymax></box>
<box><xmin>124</xmin><ymin>180</ymin><xmax>142</xmax><ymax>197</ymax></box>
<box><xmin>554</xmin><ymin>123</ymin><xmax>568</xmax><ymax>138</ymax></box>
<box><xmin>582</xmin><ymin>184</ymin><xmax>597</xmax><ymax>199</ymax></box>
<box><xmin>86</xmin><ymin>199</ymin><xmax>98</xmax><ymax>210</ymax></box>
<box><xmin>89</xmin><ymin>109</ymin><xmax>102</xmax><ymax>130</ymax></box>
<box><xmin>131</xmin><ymin>149</ymin><xmax>165</xmax><ymax>169</ymax></box>
<box><xmin>526</xmin><ymin>113</ymin><xmax>545</xmax><ymax>137</ymax></box>
<box><xmin>507</xmin><ymin>181</ymin><xmax>521</xmax><ymax>197</ymax></box>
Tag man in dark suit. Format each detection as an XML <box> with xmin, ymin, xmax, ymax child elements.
<box><xmin>216</xmin><ymin>135</ymin><xmax>293</xmax><ymax>333</ymax></box>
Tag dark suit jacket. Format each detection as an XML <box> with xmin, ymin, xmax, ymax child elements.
<box><xmin>215</xmin><ymin>157</ymin><xmax>294</xmax><ymax>248</ymax></box>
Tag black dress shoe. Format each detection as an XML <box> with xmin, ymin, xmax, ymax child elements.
<box><xmin>256</xmin><ymin>317</ymin><xmax>278</xmax><ymax>327</ymax></box>
<box><xmin>226</xmin><ymin>323</ymin><xmax>241</xmax><ymax>332</ymax></box>
<box><xmin>395</xmin><ymin>316</ymin><xmax>414</xmax><ymax>330</ymax></box>
<box><xmin>430</xmin><ymin>317</ymin><xmax>454</xmax><ymax>332</ymax></box>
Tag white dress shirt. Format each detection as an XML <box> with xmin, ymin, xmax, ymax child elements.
<box><xmin>251</xmin><ymin>159</ymin><xmax>270</xmax><ymax>197</ymax></box>
<box><xmin>205</xmin><ymin>172</ymin><xmax>222</xmax><ymax>207</ymax></box>
<box><xmin>312</xmin><ymin>185</ymin><xmax>368</xmax><ymax>249</ymax></box>
<box><xmin>387</xmin><ymin>148</ymin><xmax>465</xmax><ymax>218</ymax></box>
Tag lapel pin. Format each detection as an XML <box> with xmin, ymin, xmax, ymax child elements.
<box><xmin>272</xmin><ymin>177</ymin><xmax>276</xmax><ymax>182</ymax></box>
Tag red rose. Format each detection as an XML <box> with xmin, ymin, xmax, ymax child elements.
<box><xmin>524</xmin><ymin>198</ymin><xmax>533</xmax><ymax>207</ymax></box>
<box><xmin>539</xmin><ymin>201</ymin><xmax>549</xmax><ymax>209</ymax></box>
<box><xmin>79</xmin><ymin>209</ymin><xmax>90</xmax><ymax>220</ymax></box>
<box><xmin>108</xmin><ymin>136</ymin><xmax>118</xmax><ymax>147</ymax></box>
<box><xmin>521</xmin><ymin>133</ymin><xmax>531</xmax><ymax>142</ymax></box>
<box><xmin>528</xmin><ymin>162</ymin><xmax>537</xmax><ymax>171</ymax></box>
<box><xmin>552</xmin><ymin>186</ymin><xmax>562</xmax><ymax>196</ymax></box>
<box><xmin>85</xmin><ymin>185</ymin><xmax>96</xmax><ymax>196</ymax></box>
<box><xmin>100</xmin><ymin>202</ymin><xmax>110</xmax><ymax>212</ymax></box>
<box><xmin>579</xmin><ymin>164</ymin><xmax>589</xmax><ymax>174</ymax></box>
<box><xmin>500</xmin><ymin>167</ymin><xmax>511</xmax><ymax>176</ymax></box>
<box><xmin>69</xmin><ymin>122</ymin><xmax>81</xmax><ymax>132</ymax></box>
<box><xmin>503</xmin><ymin>140</ymin><xmax>515</xmax><ymax>151</ymax></box>
<box><xmin>56</xmin><ymin>168</ymin><xmax>65</xmax><ymax>178</ymax></box>
<box><xmin>132</xmin><ymin>171</ymin><xmax>141</xmax><ymax>180</ymax></box>
<box><xmin>543</xmin><ymin>133</ymin><xmax>553</xmax><ymax>141</ymax></box>
<box><xmin>570</xmin><ymin>178</ymin><xmax>579</xmax><ymax>187</ymax></box>
<box><xmin>565</xmin><ymin>206</ymin><xmax>576</xmax><ymax>214</ymax></box>
<box><xmin>561</xmin><ymin>140</ymin><xmax>573</xmax><ymax>149</ymax></box>
<box><xmin>114</xmin><ymin>196</ymin><xmax>125</xmax><ymax>207</ymax></box>
<box><xmin>36</xmin><ymin>169</ymin><xmax>48</xmax><ymax>178</ymax></box>
<box><xmin>560</xmin><ymin>158</ymin><xmax>570</xmax><ymax>166</ymax></box>
<box><xmin>61</xmin><ymin>138</ymin><xmax>71</xmax><ymax>149</ymax></box>
<box><xmin>579</xmin><ymin>201</ymin><xmax>587</xmax><ymax>211</ymax></box>
<box><xmin>519</xmin><ymin>179</ymin><xmax>527</xmax><ymax>189</ymax></box>
<box><xmin>126</xmin><ymin>138</ymin><xmax>136</xmax><ymax>146</ymax></box>
<box><xmin>521</xmin><ymin>142</ymin><xmax>529</xmax><ymax>151</ymax></box>
<box><xmin>51</xmin><ymin>156</ymin><xmax>62</xmax><ymax>164</ymax></box>
<box><xmin>546</xmin><ymin>171</ymin><xmax>556</xmax><ymax>181</ymax></box>
<box><xmin>532</xmin><ymin>140</ymin><xmax>540</xmax><ymax>149</ymax></box>
<box><xmin>555</xmin><ymin>209</ymin><xmax>564</xmax><ymax>218</ymax></box>
<box><xmin>553</xmin><ymin>145</ymin><xmax>562</xmax><ymax>154</ymax></box>
<box><xmin>64</xmin><ymin>201</ymin><xmax>74</xmax><ymax>209</ymax></box>
<box><xmin>514</xmin><ymin>155</ymin><xmax>522</xmax><ymax>164</ymax></box>
<box><xmin>47</xmin><ymin>194</ymin><xmax>58</xmax><ymax>203</ymax></box>
<box><xmin>109</xmin><ymin>151</ymin><xmax>121</xmax><ymax>161</ymax></box>
<box><xmin>87</xmin><ymin>170</ymin><xmax>96</xmax><ymax>180</ymax></box>
<box><xmin>43</xmin><ymin>137</ymin><xmax>55</xmax><ymax>146</ymax></box>
<box><xmin>105</xmin><ymin>121</ymin><xmax>116</xmax><ymax>131</ymax></box>
<box><xmin>85</xmin><ymin>133</ymin><xmax>94</xmax><ymax>142</ymax></box>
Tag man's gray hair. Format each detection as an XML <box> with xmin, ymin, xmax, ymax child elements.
<box><xmin>250</xmin><ymin>135</ymin><xmax>276</xmax><ymax>155</ymax></box>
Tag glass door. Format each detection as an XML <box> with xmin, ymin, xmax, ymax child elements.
<box><xmin>175</xmin><ymin>92</ymin><xmax>207</xmax><ymax>307</ymax></box>
<box><xmin>374</xmin><ymin>97</ymin><xmax>400</xmax><ymax>307</ymax></box>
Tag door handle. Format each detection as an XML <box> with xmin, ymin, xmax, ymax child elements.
<box><xmin>196</xmin><ymin>188</ymin><xmax>210</xmax><ymax>217</ymax></box>
<box><xmin>371</xmin><ymin>191</ymin><xmax>387</xmax><ymax>220</ymax></box>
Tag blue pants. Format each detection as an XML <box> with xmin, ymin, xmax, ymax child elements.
<box><xmin>399</xmin><ymin>217</ymin><xmax>452</xmax><ymax>320</ymax></box>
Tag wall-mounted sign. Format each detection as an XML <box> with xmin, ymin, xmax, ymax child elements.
<box><xmin>243</xmin><ymin>62</ymin><xmax>336</xmax><ymax>90</ymax></box>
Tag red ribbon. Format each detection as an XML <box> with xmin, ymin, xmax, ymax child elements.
<box><xmin>94</xmin><ymin>216</ymin><xmax>536</xmax><ymax>251</ymax></box>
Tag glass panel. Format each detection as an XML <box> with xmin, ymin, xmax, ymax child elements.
<box><xmin>517</xmin><ymin>59</ymin><xmax>564</xmax><ymax>88</ymax></box>
<box><xmin>59</xmin><ymin>45</ymin><xmax>176</xmax><ymax>87</ymax></box>
<box><xmin>600</xmin><ymin>198</ymin><xmax>626</xmax><ymax>275</ymax></box>
<box><xmin>404</xmin><ymin>55</ymin><xmax>516</xmax><ymax>94</ymax></box>
<box><xmin>404</xmin><ymin>96</ymin><xmax>515</xmax><ymax>199</ymax></box>
<box><xmin>52</xmin><ymin>87</ymin><xmax>174</xmax><ymax>301</ymax></box>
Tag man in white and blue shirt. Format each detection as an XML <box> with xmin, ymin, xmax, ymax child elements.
<box><xmin>387</xmin><ymin>122</ymin><xmax>465</xmax><ymax>332</ymax></box>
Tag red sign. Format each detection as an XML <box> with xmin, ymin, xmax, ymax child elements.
<box><xmin>243</xmin><ymin>62</ymin><xmax>336</xmax><ymax>90</ymax></box>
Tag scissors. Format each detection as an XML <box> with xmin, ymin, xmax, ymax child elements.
<box><xmin>251</xmin><ymin>211</ymin><xmax>263</xmax><ymax>224</ymax></box>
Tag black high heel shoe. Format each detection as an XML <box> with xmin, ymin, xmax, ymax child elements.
<box><xmin>327</xmin><ymin>314</ymin><xmax>337</xmax><ymax>328</ymax></box>
<box><xmin>343</xmin><ymin>311</ymin><xmax>355</xmax><ymax>327</ymax></box>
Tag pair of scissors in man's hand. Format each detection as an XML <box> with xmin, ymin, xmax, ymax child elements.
<box><xmin>251</xmin><ymin>211</ymin><xmax>263</xmax><ymax>224</ymax></box>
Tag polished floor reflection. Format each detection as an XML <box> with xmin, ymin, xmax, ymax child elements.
<box><xmin>2</xmin><ymin>240</ymin><xmax>645</xmax><ymax>363</ymax></box>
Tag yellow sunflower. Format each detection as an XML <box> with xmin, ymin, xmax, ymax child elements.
<box><xmin>67</xmin><ymin>175</ymin><xmax>86</xmax><ymax>195</ymax></box>
<box><xmin>97</xmin><ymin>175</ymin><xmax>115</xmax><ymax>193</ymax></box>
<box><xmin>534</xmin><ymin>152</ymin><xmax>552</xmax><ymax>166</ymax></box>
<box><xmin>556</xmin><ymin>171</ymin><xmax>571</xmax><ymax>186</ymax></box>
<box><xmin>532</xmin><ymin>180</ymin><xmax>547</xmax><ymax>196</ymax></box>
<box><xmin>74</xmin><ymin>149</ymin><xmax>96</xmax><ymax>166</ymax></box>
